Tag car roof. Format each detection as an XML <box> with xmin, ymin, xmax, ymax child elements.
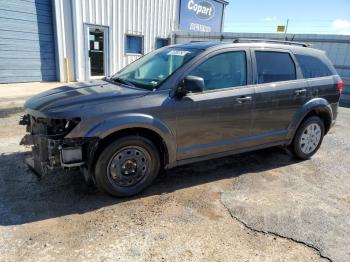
<box><xmin>171</xmin><ymin>40</ymin><xmax>325</xmax><ymax>56</ymax></box>
<box><xmin>171</xmin><ymin>41</ymin><xmax>224</xmax><ymax>50</ymax></box>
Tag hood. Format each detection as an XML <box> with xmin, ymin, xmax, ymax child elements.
<box><xmin>24</xmin><ymin>80</ymin><xmax>149</xmax><ymax>116</ymax></box>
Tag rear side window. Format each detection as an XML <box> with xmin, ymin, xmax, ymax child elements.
<box><xmin>295</xmin><ymin>54</ymin><xmax>332</xmax><ymax>78</ymax></box>
<box><xmin>188</xmin><ymin>51</ymin><xmax>247</xmax><ymax>91</ymax></box>
<box><xmin>255</xmin><ymin>51</ymin><xmax>296</xmax><ymax>84</ymax></box>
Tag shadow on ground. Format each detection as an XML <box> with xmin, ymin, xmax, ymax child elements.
<box><xmin>0</xmin><ymin>147</ymin><xmax>301</xmax><ymax>226</ymax></box>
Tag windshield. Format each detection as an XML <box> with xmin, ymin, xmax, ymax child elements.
<box><xmin>111</xmin><ymin>47</ymin><xmax>202</xmax><ymax>90</ymax></box>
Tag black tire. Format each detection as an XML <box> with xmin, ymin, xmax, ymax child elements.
<box><xmin>291</xmin><ymin>116</ymin><xmax>325</xmax><ymax>160</ymax></box>
<box><xmin>94</xmin><ymin>136</ymin><xmax>160</xmax><ymax>197</ymax></box>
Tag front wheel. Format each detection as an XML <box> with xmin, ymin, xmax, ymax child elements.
<box><xmin>94</xmin><ymin>136</ymin><xmax>160</xmax><ymax>197</ymax></box>
<box><xmin>291</xmin><ymin>116</ymin><xmax>325</xmax><ymax>160</ymax></box>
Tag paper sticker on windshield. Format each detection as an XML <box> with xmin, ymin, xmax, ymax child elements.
<box><xmin>167</xmin><ymin>50</ymin><xmax>191</xmax><ymax>56</ymax></box>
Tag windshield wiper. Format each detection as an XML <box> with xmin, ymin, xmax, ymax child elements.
<box><xmin>110</xmin><ymin>77</ymin><xmax>136</xmax><ymax>87</ymax></box>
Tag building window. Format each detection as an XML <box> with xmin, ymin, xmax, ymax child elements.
<box><xmin>125</xmin><ymin>35</ymin><xmax>143</xmax><ymax>55</ymax></box>
<box><xmin>155</xmin><ymin>38</ymin><xmax>170</xmax><ymax>49</ymax></box>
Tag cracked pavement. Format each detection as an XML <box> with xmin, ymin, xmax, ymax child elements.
<box><xmin>0</xmin><ymin>105</ymin><xmax>349</xmax><ymax>261</ymax></box>
<box><xmin>221</xmin><ymin>107</ymin><xmax>350</xmax><ymax>262</ymax></box>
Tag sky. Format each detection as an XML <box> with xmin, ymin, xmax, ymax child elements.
<box><xmin>223</xmin><ymin>0</ymin><xmax>350</xmax><ymax>35</ymax></box>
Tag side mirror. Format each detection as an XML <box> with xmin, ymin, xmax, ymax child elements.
<box><xmin>176</xmin><ymin>75</ymin><xmax>204</xmax><ymax>96</ymax></box>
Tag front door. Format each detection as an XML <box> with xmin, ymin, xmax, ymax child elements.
<box><xmin>86</xmin><ymin>26</ymin><xmax>108</xmax><ymax>79</ymax></box>
<box><xmin>175</xmin><ymin>50</ymin><xmax>255</xmax><ymax>160</ymax></box>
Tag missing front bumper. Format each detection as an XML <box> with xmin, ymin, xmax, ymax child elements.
<box><xmin>21</xmin><ymin>135</ymin><xmax>96</xmax><ymax>177</ymax></box>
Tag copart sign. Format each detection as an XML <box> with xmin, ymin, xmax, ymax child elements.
<box><xmin>179</xmin><ymin>0</ymin><xmax>226</xmax><ymax>33</ymax></box>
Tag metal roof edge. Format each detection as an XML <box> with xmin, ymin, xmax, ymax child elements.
<box><xmin>214</xmin><ymin>0</ymin><xmax>229</xmax><ymax>5</ymax></box>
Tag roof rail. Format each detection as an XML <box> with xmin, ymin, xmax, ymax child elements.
<box><xmin>232</xmin><ymin>38</ymin><xmax>310</xmax><ymax>47</ymax></box>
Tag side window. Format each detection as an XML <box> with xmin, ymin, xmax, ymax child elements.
<box><xmin>188</xmin><ymin>51</ymin><xmax>247</xmax><ymax>91</ymax></box>
<box><xmin>255</xmin><ymin>51</ymin><xmax>296</xmax><ymax>84</ymax></box>
<box><xmin>295</xmin><ymin>54</ymin><xmax>332</xmax><ymax>78</ymax></box>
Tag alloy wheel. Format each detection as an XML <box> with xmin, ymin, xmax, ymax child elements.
<box><xmin>299</xmin><ymin>123</ymin><xmax>322</xmax><ymax>154</ymax></box>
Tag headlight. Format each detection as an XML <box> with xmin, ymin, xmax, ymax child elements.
<box><xmin>27</xmin><ymin>117</ymin><xmax>81</xmax><ymax>138</ymax></box>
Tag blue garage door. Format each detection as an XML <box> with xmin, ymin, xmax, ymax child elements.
<box><xmin>0</xmin><ymin>0</ymin><xmax>56</xmax><ymax>83</ymax></box>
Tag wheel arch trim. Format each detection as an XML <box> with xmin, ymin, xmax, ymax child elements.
<box><xmin>84</xmin><ymin>113</ymin><xmax>177</xmax><ymax>167</ymax></box>
<box><xmin>287</xmin><ymin>98</ymin><xmax>333</xmax><ymax>141</ymax></box>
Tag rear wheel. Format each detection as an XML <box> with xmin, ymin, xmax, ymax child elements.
<box><xmin>291</xmin><ymin>116</ymin><xmax>325</xmax><ymax>160</ymax></box>
<box><xmin>95</xmin><ymin>136</ymin><xmax>160</xmax><ymax>197</ymax></box>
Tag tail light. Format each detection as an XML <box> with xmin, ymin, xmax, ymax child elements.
<box><xmin>337</xmin><ymin>80</ymin><xmax>343</xmax><ymax>93</ymax></box>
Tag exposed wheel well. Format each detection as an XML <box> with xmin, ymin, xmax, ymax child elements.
<box><xmin>302</xmin><ymin>108</ymin><xmax>332</xmax><ymax>134</ymax></box>
<box><xmin>94</xmin><ymin>128</ymin><xmax>169</xmax><ymax>169</ymax></box>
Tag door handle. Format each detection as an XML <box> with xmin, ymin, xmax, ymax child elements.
<box><xmin>236</xmin><ymin>96</ymin><xmax>252</xmax><ymax>103</ymax></box>
<box><xmin>295</xmin><ymin>89</ymin><xmax>307</xmax><ymax>95</ymax></box>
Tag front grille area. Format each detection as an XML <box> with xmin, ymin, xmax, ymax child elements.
<box><xmin>19</xmin><ymin>115</ymin><xmax>87</xmax><ymax>176</ymax></box>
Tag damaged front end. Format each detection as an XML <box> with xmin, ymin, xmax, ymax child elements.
<box><xmin>19</xmin><ymin>114</ymin><xmax>98</xmax><ymax>178</ymax></box>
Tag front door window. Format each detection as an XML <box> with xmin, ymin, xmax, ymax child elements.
<box><xmin>187</xmin><ymin>51</ymin><xmax>247</xmax><ymax>91</ymax></box>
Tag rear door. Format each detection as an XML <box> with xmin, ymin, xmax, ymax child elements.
<box><xmin>250</xmin><ymin>48</ymin><xmax>310</xmax><ymax>145</ymax></box>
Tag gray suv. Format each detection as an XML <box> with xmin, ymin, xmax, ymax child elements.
<box><xmin>20</xmin><ymin>39</ymin><xmax>343</xmax><ymax>196</ymax></box>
